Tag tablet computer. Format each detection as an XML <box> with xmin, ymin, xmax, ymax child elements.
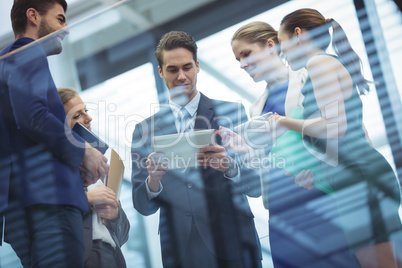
<box><xmin>152</xmin><ymin>129</ymin><xmax>217</xmax><ymax>169</ymax></box>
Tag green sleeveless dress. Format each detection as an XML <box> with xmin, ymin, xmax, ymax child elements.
<box><xmin>269</xmin><ymin>106</ymin><xmax>334</xmax><ymax>195</ymax></box>
<box><xmin>299</xmin><ymin>54</ymin><xmax>402</xmax><ymax>254</ymax></box>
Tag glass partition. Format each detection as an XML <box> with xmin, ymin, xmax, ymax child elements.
<box><xmin>1</xmin><ymin>0</ymin><xmax>401</xmax><ymax>267</ymax></box>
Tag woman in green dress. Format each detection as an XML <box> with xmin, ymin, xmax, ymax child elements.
<box><xmin>272</xmin><ymin>8</ymin><xmax>402</xmax><ymax>267</ymax></box>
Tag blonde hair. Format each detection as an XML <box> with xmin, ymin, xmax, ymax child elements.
<box><xmin>57</xmin><ymin>87</ymin><xmax>78</xmax><ymax>104</ymax></box>
<box><xmin>232</xmin><ymin>21</ymin><xmax>279</xmax><ymax>46</ymax></box>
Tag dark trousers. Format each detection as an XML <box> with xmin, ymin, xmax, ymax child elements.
<box><xmin>177</xmin><ymin>222</ymin><xmax>262</xmax><ymax>268</ymax></box>
<box><xmin>84</xmin><ymin>240</ymin><xmax>121</xmax><ymax>268</ymax></box>
<box><xmin>4</xmin><ymin>204</ymin><xmax>84</xmax><ymax>268</ymax></box>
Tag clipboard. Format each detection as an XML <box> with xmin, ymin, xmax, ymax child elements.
<box><xmin>105</xmin><ymin>149</ymin><xmax>125</xmax><ymax>198</ymax></box>
<box><xmin>152</xmin><ymin>129</ymin><xmax>217</xmax><ymax>169</ymax></box>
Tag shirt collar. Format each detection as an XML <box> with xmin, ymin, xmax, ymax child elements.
<box><xmin>169</xmin><ymin>91</ymin><xmax>201</xmax><ymax>119</ymax></box>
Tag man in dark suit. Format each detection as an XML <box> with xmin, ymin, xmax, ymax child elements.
<box><xmin>0</xmin><ymin>1</ymin><xmax>108</xmax><ymax>267</ymax></box>
<box><xmin>131</xmin><ymin>31</ymin><xmax>262</xmax><ymax>268</ymax></box>
<box><xmin>0</xmin><ymin>118</ymin><xmax>10</xmax><ymax>245</ymax></box>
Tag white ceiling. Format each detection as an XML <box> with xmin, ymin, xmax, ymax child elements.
<box><xmin>0</xmin><ymin>0</ymin><xmax>95</xmax><ymax>49</ymax></box>
<box><xmin>0</xmin><ymin>0</ymin><xmax>215</xmax><ymax>50</ymax></box>
<box><xmin>0</xmin><ymin>2</ymin><xmax>12</xmax><ymax>35</ymax></box>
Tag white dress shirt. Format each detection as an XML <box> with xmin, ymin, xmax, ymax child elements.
<box><xmin>87</xmin><ymin>179</ymin><xmax>116</xmax><ymax>248</ymax></box>
<box><xmin>169</xmin><ymin>91</ymin><xmax>201</xmax><ymax>133</ymax></box>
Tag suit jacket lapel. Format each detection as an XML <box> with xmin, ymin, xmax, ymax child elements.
<box><xmin>195</xmin><ymin>93</ymin><xmax>215</xmax><ymax>130</ymax></box>
<box><xmin>153</xmin><ymin>106</ymin><xmax>177</xmax><ymax>136</ymax></box>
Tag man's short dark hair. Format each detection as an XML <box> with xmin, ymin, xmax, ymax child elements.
<box><xmin>11</xmin><ymin>0</ymin><xmax>68</xmax><ymax>36</ymax></box>
<box><xmin>155</xmin><ymin>31</ymin><xmax>198</xmax><ymax>67</ymax></box>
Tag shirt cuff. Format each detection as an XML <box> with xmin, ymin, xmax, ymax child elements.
<box><xmin>224</xmin><ymin>157</ymin><xmax>240</xmax><ymax>182</ymax></box>
<box><xmin>145</xmin><ymin>177</ymin><xmax>163</xmax><ymax>199</ymax></box>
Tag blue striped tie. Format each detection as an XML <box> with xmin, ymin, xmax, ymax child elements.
<box><xmin>178</xmin><ymin>107</ymin><xmax>190</xmax><ymax>133</ymax></box>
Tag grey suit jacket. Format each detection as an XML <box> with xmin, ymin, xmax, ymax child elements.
<box><xmin>131</xmin><ymin>93</ymin><xmax>261</xmax><ymax>267</ymax></box>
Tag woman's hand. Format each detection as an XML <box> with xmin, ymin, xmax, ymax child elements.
<box><xmin>219</xmin><ymin>126</ymin><xmax>249</xmax><ymax>155</ymax></box>
<box><xmin>95</xmin><ymin>203</ymin><xmax>119</xmax><ymax>220</ymax></box>
<box><xmin>262</xmin><ymin>113</ymin><xmax>288</xmax><ymax>142</ymax></box>
<box><xmin>87</xmin><ymin>186</ymin><xmax>120</xmax><ymax>220</ymax></box>
<box><xmin>87</xmin><ymin>185</ymin><xmax>118</xmax><ymax>206</ymax></box>
<box><xmin>291</xmin><ymin>169</ymin><xmax>315</xmax><ymax>189</ymax></box>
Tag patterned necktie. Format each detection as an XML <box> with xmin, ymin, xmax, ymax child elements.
<box><xmin>178</xmin><ymin>107</ymin><xmax>190</xmax><ymax>133</ymax></box>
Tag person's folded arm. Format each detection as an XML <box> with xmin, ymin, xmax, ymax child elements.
<box><xmin>6</xmin><ymin>45</ymin><xmax>85</xmax><ymax>168</ymax></box>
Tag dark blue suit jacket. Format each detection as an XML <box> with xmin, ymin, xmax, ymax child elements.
<box><xmin>0</xmin><ymin>38</ymin><xmax>88</xmax><ymax>214</ymax></box>
<box><xmin>131</xmin><ymin>93</ymin><xmax>262</xmax><ymax>267</ymax></box>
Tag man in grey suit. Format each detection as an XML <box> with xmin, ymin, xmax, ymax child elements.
<box><xmin>131</xmin><ymin>31</ymin><xmax>262</xmax><ymax>268</ymax></box>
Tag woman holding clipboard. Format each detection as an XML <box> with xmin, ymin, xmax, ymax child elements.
<box><xmin>58</xmin><ymin>87</ymin><xmax>129</xmax><ymax>268</ymax></box>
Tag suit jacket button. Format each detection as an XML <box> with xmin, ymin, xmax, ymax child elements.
<box><xmin>187</xmin><ymin>183</ymin><xmax>192</xmax><ymax>189</ymax></box>
<box><xmin>185</xmin><ymin>212</ymin><xmax>191</xmax><ymax>216</ymax></box>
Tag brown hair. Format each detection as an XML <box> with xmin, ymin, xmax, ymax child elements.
<box><xmin>57</xmin><ymin>87</ymin><xmax>77</xmax><ymax>105</ymax></box>
<box><xmin>155</xmin><ymin>31</ymin><xmax>198</xmax><ymax>67</ymax></box>
<box><xmin>11</xmin><ymin>0</ymin><xmax>68</xmax><ymax>36</ymax></box>
<box><xmin>281</xmin><ymin>8</ymin><xmax>370</xmax><ymax>94</ymax></box>
<box><xmin>232</xmin><ymin>21</ymin><xmax>279</xmax><ymax>46</ymax></box>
